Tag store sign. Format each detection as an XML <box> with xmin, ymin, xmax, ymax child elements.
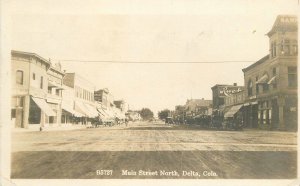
<box><xmin>219</xmin><ymin>87</ymin><xmax>243</xmax><ymax>97</ymax></box>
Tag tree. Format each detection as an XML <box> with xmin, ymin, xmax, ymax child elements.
<box><xmin>139</xmin><ymin>108</ymin><xmax>154</xmax><ymax>120</ymax></box>
<box><xmin>158</xmin><ymin>109</ymin><xmax>171</xmax><ymax>120</ymax></box>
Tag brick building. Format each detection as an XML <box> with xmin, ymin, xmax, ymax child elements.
<box><xmin>242</xmin><ymin>15</ymin><xmax>298</xmax><ymax>131</ymax></box>
<box><xmin>63</xmin><ymin>73</ymin><xmax>98</xmax><ymax>125</ymax></box>
<box><xmin>11</xmin><ymin>50</ymin><xmax>56</xmax><ymax>128</ymax></box>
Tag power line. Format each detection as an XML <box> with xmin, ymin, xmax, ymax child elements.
<box><xmin>56</xmin><ymin>59</ymin><xmax>255</xmax><ymax>64</ymax></box>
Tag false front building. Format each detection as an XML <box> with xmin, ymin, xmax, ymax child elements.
<box><xmin>242</xmin><ymin>15</ymin><xmax>298</xmax><ymax>131</ymax></box>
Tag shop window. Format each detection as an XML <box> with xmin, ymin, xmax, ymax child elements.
<box><xmin>288</xmin><ymin>67</ymin><xmax>297</xmax><ymax>88</ymax></box>
<box><xmin>16</xmin><ymin>70</ymin><xmax>23</xmax><ymax>85</ymax></box>
<box><xmin>248</xmin><ymin>80</ymin><xmax>253</xmax><ymax>96</ymax></box>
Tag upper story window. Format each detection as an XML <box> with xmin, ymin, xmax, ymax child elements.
<box><xmin>40</xmin><ymin>76</ymin><xmax>43</xmax><ymax>89</ymax></box>
<box><xmin>288</xmin><ymin>66</ymin><xmax>297</xmax><ymax>88</ymax></box>
<box><xmin>248</xmin><ymin>80</ymin><xmax>253</xmax><ymax>96</ymax></box>
<box><xmin>271</xmin><ymin>42</ymin><xmax>277</xmax><ymax>58</ymax></box>
<box><xmin>16</xmin><ymin>70</ymin><xmax>24</xmax><ymax>85</ymax></box>
<box><xmin>32</xmin><ymin>73</ymin><xmax>36</xmax><ymax>80</ymax></box>
<box><xmin>56</xmin><ymin>89</ymin><xmax>60</xmax><ymax>96</ymax></box>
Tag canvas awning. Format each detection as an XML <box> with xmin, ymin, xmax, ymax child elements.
<box><xmin>75</xmin><ymin>101</ymin><xmax>90</xmax><ymax>117</ymax></box>
<box><xmin>84</xmin><ymin>103</ymin><xmax>98</xmax><ymax>118</ymax></box>
<box><xmin>48</xmin><ymin>82</ymin><xmax>57</xmax><ymax>87</ymax></box>
<box><xmin>32</xmin><ymin>97</ymin><xmax>56</xmax><ymax>116</ymax></box>
<box><xmin>267</xmin><ymin>76</ymin><xmax>277</xmax><ymax>84</ymax></box>
<box><xmin>256</xmin><ymin>74</ymin><xmax>268</xmax><ymax>84</ymax></box>
<box><xmin>96</xmin><ymin>107</ymin><xmax>107</xmax><ymax>117</ymax></box>
<box><xmin>62</xmin><ymin>101</ymin><xmax>84</xmax><ymax>117</ymax></box>
<box><xmin>224</xmin><ymin>104</ymin><xmax>243</xmax><ymax>118</ymax></box>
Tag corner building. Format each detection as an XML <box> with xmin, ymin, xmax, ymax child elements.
<box><xmin>242</xmin><ymin>15</ymin><xmax>298</xmax><ymax>131</ymax></box>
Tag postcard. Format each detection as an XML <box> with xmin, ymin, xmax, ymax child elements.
<box><xmin>1</xmin><ymin>0</ymin><xmax>299</xmax><ymax>186</ymax></box>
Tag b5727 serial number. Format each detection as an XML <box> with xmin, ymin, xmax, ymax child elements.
<box><xmin>96</xmin><ymin>170</ymin><xmax>113</xmax><ymax>176</ymax></box>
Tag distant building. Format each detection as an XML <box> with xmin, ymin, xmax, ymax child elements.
<box><xmin>185</xmin><ymin>98</ymin><xmax>212</xmax><ymax>118</ymax></box>
<box><xmin>242</xmin><ymin>15</ymin><xmax>298</xmax><ymax>131</ymax></box>
<box><xmin>114</xmin><ymin>100</ymin><xmax>128</xmax><ymax>113</ymax></box>
<box><xmin>223</xmin><ymin>90</ymin><xmax>245</xmax><ymax>121</ymax></box>
<box><xmin>94</xmin><ymin>88</ymin><xmax>114</xmax><ymax>109</ymax></box>
<box><xmin>211</xmin><ymin>83</ymin><xmax>244</xmax><ymax>110</ymax></box>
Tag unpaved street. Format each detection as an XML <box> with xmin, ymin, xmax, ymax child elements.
<box><xmin>11</xmin><ymin>121</ymin><xmax>297</xmax><ymax>179</ymax></box>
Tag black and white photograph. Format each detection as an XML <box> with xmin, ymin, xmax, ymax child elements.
<box><xmin>0</xmin><ymin>0</ymin><xmax>298</xmax><ymax>186</ymax></box>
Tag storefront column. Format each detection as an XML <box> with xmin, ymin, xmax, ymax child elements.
<box><xmin>56</xmin><ymin>104</ymin><xmax>62</xmax><ymax>126</ymax></box>
<box><xmin>278</xmin><ymin>97</ymin><xmax>285</xmax><ymax>130</ymax></box>
<box><xmin>22</xmin><ymin>95</ymin><xmax>30</xmax><ymax>129</ymax></box>
<box><xmin>40</xmin><ymin>111</ymin><xmax>45</xmax><ymax>128</ymax></box>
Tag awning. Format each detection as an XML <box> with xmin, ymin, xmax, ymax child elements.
<box><xmin>84</xmin><ymin>103</ymin><xmax>98</xmax><ymax>118</ymax></box>
<box><xmin>256</xmin><ymin>74</ymin><xmax>268</xmax><ymax>84</ymax></box>
<box><xmin>75</xmin><ymin>101</ymin><xmax>90</xmax><ymax>117</ymax></box>
<box><xmin>244</xmin><ymin>101</ymin><xmax>258</xmax><ymax>106</ymax></box>
<box><xmin>267</xmin><ymin>76</ymin><xmax>277</xmax><ymax>84</ymax></box>
<box><xmin>224</xmin><ymin>104</ymin><xmax>243</xmax><ymax>118</ymax></box>
<box><xmin>32</xmin><ymin>97</ymin><xmax>56</xmax><ymax>116</ymax></box>
<box><xmin>96</xmin><ymin>108</ymin><xmax>107</xmax><ymax>117</ymax></box>
<box><xmin>48</xmin><ymin>82</ymin><xmax>58</xmax><ymax>87</ymax></box>
<box><xmin>62</xmin><ymin>101</ymin><xmax>84</xmax><ymax>117</ymax></box>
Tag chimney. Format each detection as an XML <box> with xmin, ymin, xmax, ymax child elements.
<box><xmin>233</xmin><ymin>83</ymin><xmax>237</xmax><ymax>86</ymax></box>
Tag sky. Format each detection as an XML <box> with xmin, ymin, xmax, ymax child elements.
<box><xmin>8</xmin><ymin>0</ymin><xmax>299</xmax><ymax>114</ymax></box>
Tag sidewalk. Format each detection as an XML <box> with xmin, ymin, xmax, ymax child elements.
<box><xmin>12</xmin><ymin>123</ymin><xmax>90</xmax><ymax>132</ymax></box>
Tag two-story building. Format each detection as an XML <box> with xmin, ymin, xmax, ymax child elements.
<box><xmin>185</xmin><ymin>98</ymin><xmax>212</xmax><ymax>118</ymax></box>
<box><xmin>211</xmin><ymin>83</ymin><xmax>244</xmax><ymax>116</ymax></box>
<box><xmin>46</xmin><ymin>63</ymin><xmax>65</xmax><ymax>125</ymax></box>
<box><xmin>63</xmin><ymin>73</ymin><xmax>98</xmax><ymax>125</ymax></box>
<box><xmin>242</xmin><ymin>15</ymin><xmax>297</xmax><ymax>131</ymax></box>
<box><xmin>11</xmin><ymin>50</ymin><xmax>56</xmax><ymax>128</ymax></box>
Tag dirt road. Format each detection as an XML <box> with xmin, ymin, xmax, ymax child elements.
<box><xmin>11</xmin><ymin>121</ymin><xmax>297</xmax><ymax>179</ymax></box>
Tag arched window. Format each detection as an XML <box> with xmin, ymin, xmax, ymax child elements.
<box><xmin>16</xmin><ymin>70</ymin><xmax>23</xmax><ymax>85</ymax></box>
<box><xmin>248</xmin><ymin>80</ymin><xmax>253</xmax><ymax>96</ymax></box>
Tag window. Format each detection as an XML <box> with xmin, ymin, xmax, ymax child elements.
<box><xmin>33</xmin><ymin>73</ymin><xmax>36</xmax><ymax>80</ymax></box>
<box><xmin>248</xmin><ymin>80</ymin><xmax>253</xmax><ymax>96</ymax></box>
<box><xmin>288</xmin><ymin>67</ymin><xmax>297</xmax><ymax>88</ymax></box>
<box><xmin>274</xmin><ymin>42</ymin><xmax>277</xmax><ymax>56</ymax></box>
<box><xmin>16</xmin><ymin>70</ymin><xmax>23</xmax><ymax>85</ymax></box>
<box><xmin>48</xmin><ymin>87</ymin><xmax>52</xmax><ymax>94</ymax></box>
<box><xmin>273</xmin><ymin>68</ymin><xmax>276</xmax><ymax>76</ymax></box>
<box><xmin>292</xmin><ymin>45</ymin><xmax>298</xmax><ymax>55</ymax></box>
<box><xmin>263</xmin><ymin>83</ymin><xmax>269</xmax><ymax>92</ymax></box>
<box><xmin>11</xmin><ymin>109</ymin><xmax>16</xmax><ymax>119</ymax></box>
<box><xmin>56</xmin><ymin>89</ymin><xmax>60</xmax><ymax>96</ymax></box>
<box><xmin>40</xmin><ymin>76</ymin><xmax>43</xmax><ymax>89</ymax></box>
